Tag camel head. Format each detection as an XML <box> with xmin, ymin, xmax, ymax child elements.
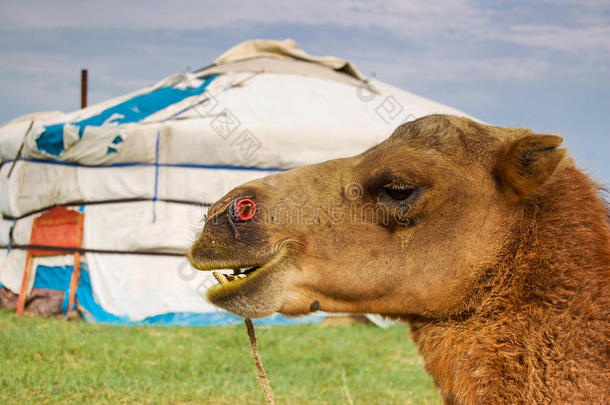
<box><xmin>188</xmin><ymin>115</ymin><xmax>566</xmax><ymax>319</ymax></box>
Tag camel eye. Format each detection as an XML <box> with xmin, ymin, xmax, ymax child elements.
<box><xmin>384</xmin><ymin>186</ymin><xmax>415</xmax><ymax>201</ymax></box>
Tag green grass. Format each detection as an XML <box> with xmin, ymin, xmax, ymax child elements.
<box><xmin>0</xmin><ymin>311</ymin><xmax>441</xmax><ymax>404</ymax></box>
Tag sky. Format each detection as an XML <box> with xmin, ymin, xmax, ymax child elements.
<box><xmin>0</xmin><ymin>0</ymin><xmax>608</xmax><ymax>183</ymax></box>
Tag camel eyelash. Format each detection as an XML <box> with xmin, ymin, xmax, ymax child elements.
<box><xmin>362</xmin><ymin>172</ymin><xmax>418</xmax><ymax>200</ymax></box>
<box><xmin>379</xmin><ymin>178</ymin><xmax>420</xmax><ymax>204</ymax></box>
<box><xmin>383</xmin><ymin>181</ymin><xmax>415</xmax><ymax>190</ymax></box>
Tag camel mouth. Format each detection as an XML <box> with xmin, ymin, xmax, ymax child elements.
<box><xmin>203</xmin><ymin>255</ymin><xmax>280</xmax><ymax>303</ymax></box>
<box><xmin>189</xmin><ymin>249</ymin><xmax>290</xmax><ymax>317</ymax></box>
<box><xmin>188</xmin><ymin>239</ymin><xmax>302</xmax><ymax>317</ymax></box>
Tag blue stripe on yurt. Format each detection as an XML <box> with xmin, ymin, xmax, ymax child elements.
<box><xmin>152</xmin><ymin>130</ymin><xmax>161</xmax><ymax>223</ymax></box>
<box><xmin>32</xmin><ymin>264</ymin><xmax>75</xmax><ymax>314</ymax></box>
<box><xmin>135</xmin><ymin>312</ymin><xmax>326</xmax><ymax>327</ymax></box>
<box><xmin>36</xmin><ymin>75</ymin><xmax>217</xmax><ymax>156</ymax></box>
<box><xmin>31</xmin><ymin>264</ymin><xmax>324</xmax><ymax>327</ymax></box>
<box><xmin>33</xmin><ymin>265</ymin><xmax>72</xmax><ymax>290</ymax></box>
<box><xmin>1</xmin><ymin>158</ymin><xmax>284</xmax><ymax>172</ymax></box>
<box><xmin>36</xmin><ymin>123</ymin><xmax>65</xmax><ymax>156</ymax></box>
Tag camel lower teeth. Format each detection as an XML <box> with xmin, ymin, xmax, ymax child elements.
<box><xmin>213</xmin><ymin>271</ymin><xmax>228</xmax><ymax>284</ymax></box>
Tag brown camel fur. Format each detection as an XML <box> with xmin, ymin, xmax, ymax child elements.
<box><xmin>189</xmin><ymin>115</ymin><xmax>610</xmax><ymax>404</ymax></box>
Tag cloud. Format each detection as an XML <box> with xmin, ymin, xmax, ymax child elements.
<box><xmin>0</xmin><ymin>1</ymin><xmax>608</xmax><ymax>181</ymax></box>
<box><xmin>498</xmin><ymin>24</ymin><xmax>610</xmax><ymax>57</ymax></box>
<box><xmin>2</xmin><ymin>0</ymin><xmax>607</xmax><ymax>45</ymax></box>
<box><xmin>0</xmin><ymin>1</ymin><xmax>483</xmax><ymax>31</ymax></box>
<box><xmin>2</xmin><ymin>1</ymin><xmax>607</xmax><ymax>80</ymax></box>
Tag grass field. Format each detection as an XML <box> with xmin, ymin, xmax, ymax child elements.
<box><xmin>0</xmin><ymin>311</ymin><xmax>441</xmax><ymax>404</ymax></box>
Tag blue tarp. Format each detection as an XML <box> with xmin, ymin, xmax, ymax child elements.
<box><xmin>36</xmin><ymin>75</ymin><xmax>217</xmax><ymax>156</ymax></box>
<box><xmin>32</xmin><ymin>264</ymin><xmax>324</xmax><ymax>327</ymax></box>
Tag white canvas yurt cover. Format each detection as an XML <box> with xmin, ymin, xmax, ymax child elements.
<box><xmin>0</xmin><ymin>39</ymin><xmax>469</xmax><ymax>326</ymax></box>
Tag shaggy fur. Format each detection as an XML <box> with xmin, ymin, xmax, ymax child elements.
<box><xmin>406</xmin><ymin>165</ymin><xmax>610</xmax><ymax>403</ymax></box>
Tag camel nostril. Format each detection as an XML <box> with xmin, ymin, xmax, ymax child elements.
<box><xmin>232</xmin><ymin>198</ymin><xmax>257</xmax><ymax>222</ymax></box>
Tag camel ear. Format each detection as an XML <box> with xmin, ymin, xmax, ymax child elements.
<box><xmin>493</xmin><ymin>134</ymin><xmax>566</xmax><ymax>202</ymax></box>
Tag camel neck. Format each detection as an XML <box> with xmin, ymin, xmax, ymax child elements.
<box><xmin>403</xmin><ymin>166</ymin><xmax>610</xmax><ymax>404</ymax></box>
<box><xmin>509</xmin><ymin>166</ymin><xmax>609</xmax><ymax>306</ymax></box>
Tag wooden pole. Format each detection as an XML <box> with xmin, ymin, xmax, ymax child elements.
<box><xmin>16</xmin><ymin>253</ymin><xmax>33</xmax><ymax>316</ymax></box>
<box><xmin>67</xmin><ymin>252</ymin><xmax>81</xmax><ymax>318</ymax></box>
<box><xmin>81</xmin><ymin>69</ymin><xmax>88</xmax><ymax>109</ymax></box>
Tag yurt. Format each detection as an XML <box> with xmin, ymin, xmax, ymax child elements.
<box><xmin>0</xmin><ymin>39</ymin><xmax>469</xmax><ymax>326</ymax></box>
